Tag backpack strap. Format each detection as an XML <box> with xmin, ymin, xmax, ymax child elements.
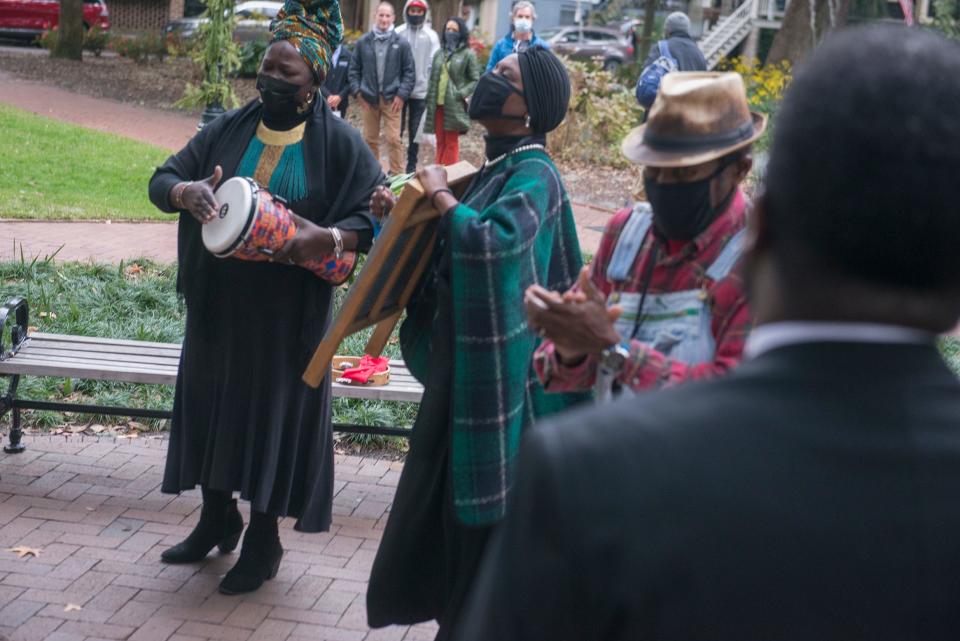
<box><xmin>657</xmin><ymin>40</ymin><xmax>676</xmax><ymax>64</ymax></box>
<box><xmin>607</xmin><ymin>203</ymin><xmax>653</xmax><ymax>283</ymax></box>
<box><xmin>705</xmin><ymin>227</ymin><xmax>748</xmax><ymax>281</ymax></box>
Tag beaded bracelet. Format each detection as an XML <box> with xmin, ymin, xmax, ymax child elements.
<box><xmin>170</xmin><ymin>181</ymin><xmax>192</xmax><ymax>210</ymax></box>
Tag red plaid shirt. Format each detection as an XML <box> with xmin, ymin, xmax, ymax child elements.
<box><xmin>533</xmin><ymin>190</ymin><xmax>751</xmax><ymax>393</ymax></box>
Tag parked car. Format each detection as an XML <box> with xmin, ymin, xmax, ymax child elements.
<box><xmin>537</xmin><ymin>25</ymin><xmax>633</xmax><ymax>71</ymax></box>
<box><xmin>0</xmin><ymin>0</ymin><xmax>110</xmax><ymax>41</ymax></box>
<box><xmin>164</xmin><ymin>0</ymin><xmax>281</xmax><ymax>43</ymax></box>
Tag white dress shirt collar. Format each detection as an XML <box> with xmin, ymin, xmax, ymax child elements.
<box><xmin>745</xmin><ymin>321</ymin><xmax>936</xmax><ymax>359</ymax></box>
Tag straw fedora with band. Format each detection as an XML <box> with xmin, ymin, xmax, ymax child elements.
<box><xmin>622</xmin><ymin>72</ymin><xmax>767</xmax><ymax>168</ymax></box>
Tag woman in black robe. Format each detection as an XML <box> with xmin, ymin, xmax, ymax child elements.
<box><xmin>147</xmin><ymin>0</ymin><xmax>382</xmax><ymax>595</ymax></box>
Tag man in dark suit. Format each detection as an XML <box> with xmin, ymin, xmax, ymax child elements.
<box><xmin>455</xmin><ymin>25</ymin><xmax>960</xmax><ymax>641</ymax></box>
<box><xmin>321</xmin><ymin>43</ymin><xmax>352</xmax><ymax>119</ymax></box>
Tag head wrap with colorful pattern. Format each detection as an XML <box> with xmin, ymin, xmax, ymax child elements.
<box><xmin>270</xmin><ymin>0</ymin><xmax>344</xmax><ymax>81</ymax></box>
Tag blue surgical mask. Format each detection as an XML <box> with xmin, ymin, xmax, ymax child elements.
<box><xmin>513</xmin><ymin>18</ymin><xmax>533</xmax><ymax>34</ymax></box>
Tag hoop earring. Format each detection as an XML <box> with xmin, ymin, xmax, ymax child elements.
<box><xmin>297</xmin><ymin>91</ymin><xmax>315</xmax><ymax>114</ymax></box>
<box><xmin>525</xmin><ymin>114</ymin><xmax>531</xmax><ymax>128</ymax></box>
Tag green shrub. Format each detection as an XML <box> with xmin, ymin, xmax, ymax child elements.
<box><xmin>549</xmin><ymin>57</ymin><xmax>643</xmax><ymax>168</ymax></box>
<box><xmin>36</xmin><ymin>27</ymin><xmax>58</xmax><ymax>51</ymax></box>
<box><xmin>933</xmin><ymin>0</ymin><xmax>960</xmax><ymax>38</ymax></box>
<box><xmin>238</xmin><ymin>38</ymin><xmax>268</xmax><ymax>78</ymax></box>
<box><xmin>83</xmin><ymin>24</ymin><xmax>109</xmax><ymax>56</ymax></box>
<box><xmin>176</xmin><ymin>0</ymin><xmax>241</xmax><ymax>110</ymax></box>
<box><xmin>111</xmin><ymin>32</ymin><xmax>168</xmax><ymax>64</ymax></box>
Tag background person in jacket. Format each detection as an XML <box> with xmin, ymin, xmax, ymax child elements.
<box><xmin>423</xmin><ymin>17</ymin><xmax>480</xmax><ymax>165</ymax></box>
<box><xmin>486</xmin><ymin>0</ymin><xmax>548</xmax><ymax>72</ymax></box>
<box><xmin>396</xmin><ymin>0</ymin><xmax>440</xmax><ymax>173</ymax></box>
<box><xmin>349</xmin><ymin>2</ymin><xmax>416</xmax><ymax>174</ymax></box>
<box><xmin>641</xmin><ymin>11</ymin><xmax>706</xmax><ymax>72</ymax></box>
<box><xmin>322</xmin><ymin>42</ymin><xmax>352</xmax><ymax>118</ymax></box>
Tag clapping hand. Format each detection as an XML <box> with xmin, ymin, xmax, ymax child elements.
<box><xmin>524</xmin><ymin>267</ymin><xmax>623</xmax><ymax>361</ymax></box>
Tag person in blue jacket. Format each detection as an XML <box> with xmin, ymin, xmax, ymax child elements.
<box><xmin>486</xmin><ymin>1</ymin><xmax>549</xmax><ymax>71</ymax></box>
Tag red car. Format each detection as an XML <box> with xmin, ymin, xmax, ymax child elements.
<box><xmin>0</xmin><ymin>0</ymin><xmax>110</xmax><ymax>40</ymax></box>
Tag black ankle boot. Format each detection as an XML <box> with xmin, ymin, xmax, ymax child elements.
<box><xmin>161</xmin><ymin>498</ymin><xmax>244</xmax><ymax>564</ymax></box>
<box><xmin>219</xmin><ymin>515</ymin><xmax>283</xmax><ymax>595</ymax></box>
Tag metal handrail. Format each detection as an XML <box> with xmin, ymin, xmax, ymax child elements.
<box><xmin>699</xmin><ymin>0</ymin><xmax>756</xmax><ymax>56</ymax></box>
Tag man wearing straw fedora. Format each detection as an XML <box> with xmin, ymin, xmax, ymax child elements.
<box><xmin>526</xmin><ymin>72</ymin><xmax>764</xmax><ymax>401</ymax></box>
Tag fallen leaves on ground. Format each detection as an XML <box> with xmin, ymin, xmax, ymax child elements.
<box><xmin>7</xmin><ymin>545</ymin><xmax>42</xmax><ymax>559</ymax></box>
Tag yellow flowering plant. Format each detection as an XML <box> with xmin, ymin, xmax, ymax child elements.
<box><xmin>718</xmin><ymin>57</ymin><xmax>792</xmax><ymax>149</ymax></box>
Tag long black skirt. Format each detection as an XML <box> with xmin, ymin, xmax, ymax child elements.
<box><xmin>366</xmin><ymin>270</ymin><xmax>493</xmax><ymax>639</ymax></box>
<box><xmin>161</xmin><ymin>258</ymin><xmax>335</xmax><ymax>533</ymax></box>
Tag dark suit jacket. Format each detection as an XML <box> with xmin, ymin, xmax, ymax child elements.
<box><xmin>457</xmin><ymin>341</ymin><xmax>960</xmax><ymax>641</ymax></box>
<box><xmin>321</xmin><ymin>47</ymin><xmax>353</xmax><ymax>114</ymax></box>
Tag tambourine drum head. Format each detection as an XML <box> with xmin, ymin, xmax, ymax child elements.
<box><xmin>203</xmin><ymin>177</ymin><xmax>255</xmax><ymax>256</ymax></box>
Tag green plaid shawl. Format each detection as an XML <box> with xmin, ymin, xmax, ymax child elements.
<box><xmin>440</xmin><ymin>149</ymin><xmax>587</xmax><ymax>525</ymax></box>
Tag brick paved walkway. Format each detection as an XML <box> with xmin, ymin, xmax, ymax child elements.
<box><xmin>0</xmin><ymin>435</ymin><xmax>435</xmax><ymax>641</ymax></box>
<box><xmin>2</xmin><ymin>222</ymin><xmax>177</xmax><ymax>264</ymax></box>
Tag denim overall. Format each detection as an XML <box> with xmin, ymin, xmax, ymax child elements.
<box><xmin>595</xmin><ymin>203</ymin><xmax>747</xmax><ymax>401</ymax></box>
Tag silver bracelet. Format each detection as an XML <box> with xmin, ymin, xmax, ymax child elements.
<box><xmin>330</xmin><ymin>227</ymin><xmax>344</xmax><ymax>260</ymax></box>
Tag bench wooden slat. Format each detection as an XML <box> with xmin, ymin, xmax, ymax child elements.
<box><xmin>26</xmin><ymin>338</ymin><xmax>182</xmax><ymax>358</ymax></box>
<box><xmin>331</xmin><ymin>382</ymin><xmax>424</xmax><ymax>403</ymax></box>
<box><xmin>19</xmin><ymin>347</ymin><xmax>181</xmax><ymax>368</ymax></box>
<box><xmin>6</xmin><ymin>353</ymin><xmax>179</xmax><ymax>373</ymax></box>
<box><xmin>30</xmin><ymin>332</ymin><xmax>183</xmax><ymax>351</ymax></box>
<box><xmin>0</xmin><ymin>360</ymin><xmax>178</xmax><ymax>385</ymax></box>
<box><xmin>1</xmin><ymin>333</ymin><xmax>423</xmax><ymax>402</ymax></box>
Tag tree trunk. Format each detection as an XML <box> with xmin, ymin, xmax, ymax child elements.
<box><xmin>767</xmin><ymin>0</ymin><xmax>851</xmax><ymax>64</ymax></box>
<box><xmin>639</xmin><ymin>0</ymin><xmax>657</xmax><ymax>56</ymax></box>
<box><xmin>430</xmin><ymin>0</ymin><xmax>461</xmax><ymax>32</ymax></box>
<box><xmin>52</xmin><ymin>0</ymin><xmax>84</xmax><ymax>60</ymax></box>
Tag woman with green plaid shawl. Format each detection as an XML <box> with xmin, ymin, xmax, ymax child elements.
<box><xmin>367</xmin><ymin>46</ymin><xmax>588</xmax><ymax>639</ymax></box>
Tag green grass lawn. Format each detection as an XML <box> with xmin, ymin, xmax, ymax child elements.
<box><xmin>0</xmin><ymin>104</ymin><xmax>171</xmax><ymax>221</ymax></box>
<box><xmin>0</xmin><ymin>258</ymin><xmax>415</xmax><ymax>448</ymax></box>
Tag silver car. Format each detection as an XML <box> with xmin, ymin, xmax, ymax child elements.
<box><xmin>538</xmin><ymin>25</ymin><xmax>634</xmax><ymax>71</ymax></box>
<box><xmin>164</xmin><ymin>1</ymin><xmax>282</xmax><ymax>43</ymax></box>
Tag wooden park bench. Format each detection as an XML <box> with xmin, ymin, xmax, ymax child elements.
<box><xmin>0</xmin><ymin>297</ymin><xmax>422</xmax><ymax>454</ymax></box>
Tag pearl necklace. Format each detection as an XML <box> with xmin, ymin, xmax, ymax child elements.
<box><xmin>483</xmin><ymin>143</ymin><xmax>547</xmax><ymax>169</ymax></box>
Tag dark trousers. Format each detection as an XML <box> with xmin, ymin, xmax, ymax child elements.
<box><xmin>402</xmin><ymin>98</ymin><xmax>427</xmax><ymax>173</ymax></box>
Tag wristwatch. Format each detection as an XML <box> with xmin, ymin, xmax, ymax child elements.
<box><xmin>599</xmin><ymin>341</ymin><xmax>631</xmax><ymax>374</ymax></box>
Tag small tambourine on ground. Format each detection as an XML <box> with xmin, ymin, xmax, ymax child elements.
<box><xmin>202</xmin><ymin>176</ymin><xmax>357</xmax><ymax>285</ymax></box>
<box><xmin>332</xmin><ymin>354</ymin><xmax>391</xmax><ymax>386</ymax></box>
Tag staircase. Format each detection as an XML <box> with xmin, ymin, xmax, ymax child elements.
<box><xmin>698</xmin><ymin>0</ymin><xmax>757</xmax><ymax>69</ymax></box>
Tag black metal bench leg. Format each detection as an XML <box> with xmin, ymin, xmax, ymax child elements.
<box><xmin>2</xmin><ymin>374</ymin><xmax>24</xmax><ymax>454</ymax></box>
<box><xmin>6</xmin><ymin>408</ymin><xmax>24</xmax><ymax>454</ymax></box>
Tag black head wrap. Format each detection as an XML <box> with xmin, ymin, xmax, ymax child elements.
<box><xmin>517</xmin><ymin>45</ymin><xmax>570</xmax><ymax>134</ymax></box>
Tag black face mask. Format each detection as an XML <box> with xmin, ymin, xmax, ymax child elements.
<box><xmin>444</xmin><ymin>31</ymin><xmax>460</xmax><ymax>51</ymax></box>
<box><xmin>468</xmin><ymin>72</ymin><xmax>525</xmax><ymax>122</ymax></box>
<box><xmin>257</xmin><ymin>74</ymin><xmax>312</xmax><ymax>130</ymax></box>
<box><xmin>644</xmin><ymin>160</ymin><xmax>737</xmax><ymax>241</ymax></box>
<box><xmin>406</xmin><ymin>12</ymin><xmax>425</xmax><ymax>25</ymax></box>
